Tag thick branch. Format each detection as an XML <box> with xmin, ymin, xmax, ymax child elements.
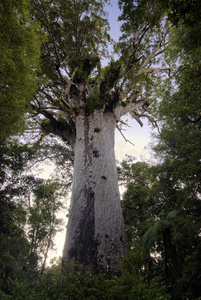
<box><xmin>115</xmin><ymin>93</ymin><xmax>147</xmax><ymax>119</ymax></box>
<box><xmin>139</xmin><ymin>67</ymin><xmax>171</xmax><ymax>77</ymax></box>
<box><xmin>124</xmin><ymin>23</ymin><xmax>150</xmax><ymax>75</ymax></box>
<box><xmin>31</xmin><ymin>104</ymin><xmax>76</xmax><ymax>147</ymax></box>
<box><xmin>137</xmin><ymin>45</ymin><xmax>166</xmax><ymax>75</ymax></box>
<box><xmin>137</xmin><ymin>25</ymin><xmax>170</xmax><ymax>74</ymax></box>
<box><xmin>130</xmin><ymin>110</ymin><xmax>160</xmax><ymax>131</ymax></box>
<box><xmin>63</xmin><ymin>67</ymin><xmax>78</xmax><ymax>99</ymax></box>
<box><xmin>130</xmin><ymin>110</ymin><xmax>144</xmax><ymax>127</ymax></box>
<box><xmin>134</xmin><ymin>22</ymin><xmax>150</xmax><ymax>43</ymax></box>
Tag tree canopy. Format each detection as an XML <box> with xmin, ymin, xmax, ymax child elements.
<box><xmin>25</xmin><ymin>0</ymin><xmax>173</xmax><ymax>147</ymax></box>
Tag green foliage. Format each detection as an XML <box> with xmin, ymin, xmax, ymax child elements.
<box><xmin>28</xmin><ymin>181</ymin><xmax>65</xmax><ymax>274</ymax></box>
<box><xmin>158</xmin><ymin>0</ymin><xmax>201</xmax><ymax>26</ymax></box>
<box><xmin>122</xmin><ymin>182</ymin><xmax>152</xmax><ymax>245</ymax></box>
<box><xmin>154</xmin><ymin>0</ymin><xmax>201</xmax><ymax>197</ymax></box>
<box><xmin>150</xmin><ymin>10</ymin><xmax>201</xmax><ymax>298</ymax></box>
<box><xmin>71</xmin><ymin>56</ymin><xmax>101</xmax><ymax>84</ymax></box>
<box><xmin>85</xmin><ymin>91</ymin><xmax>103</xmax><ymax>114</ymax></box>
<box><xmin>1</xmin><ymin>258</ymin><xmax>171</xmax><ymax>300</ymax></box>
<box><xmin>120</xmin><ymin>157</ymin><xmax>201</xmax><ymax>299</ymax></box>
<box><xmin>0</xmin><ymin>141</ymin><xmax>39</xmax><ymax>292</ymax></box>
<box><xmin>0</xmin><ymin>137</ymin><xmax>68</xmax><ymax>290</ymax></box>
<box><xmin>31</xmin><ymin>0</ymin><xmax>110</xmax><ymax>83</ymax></box>
<box><xmin>119</xmin><ymin>0</ymin><xmax>165</xmax><ymax>31</ymax></box>
<box><xmin>0</xmin><ymin>290</ymin><xmax>12</xmax><ymax>300</ymax></box>
<box><xmin>0</xmin><ymin>0</ymin><xmax>41</xmax><ymax>138</ymax></box>
<box><xmin>119</xmin><ymin>0</ymin><xmax>201</xmax><ymax>29</ymax></box>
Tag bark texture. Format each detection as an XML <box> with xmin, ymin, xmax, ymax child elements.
<box><xmin>62</xmin><ymin>110</ymin><xmax>126</xmax><ymax>271</ymax></box>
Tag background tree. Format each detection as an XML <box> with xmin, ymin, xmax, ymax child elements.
<box><xmin>120</xmin><ymin>157</ymin><xmax>201</xmax><ymax>299</ymax></box>
<box><xmin>27</xmin><ymin>181</ymin><xmax>65</xmax><ymax>275</ymax></box>
<box><xmin>0</xmin><ymin>0</ymin><xmax>41</xmax><ymax>139</ymax></box>
<box><xmin>0</xmin><ymin>142</ymin><xmax>38</xmax><ymax>291</ymax></box>
<box><xmin>118</xmin><ymin>1</ymin><xmax>201</xmax><ymax>297</ymax></box>
<box><xmin>152</xmin><ymin>2</ymin><xmax>201</xmax><ymax>296</ymax></box>
<box><xmin>0</xmin><ymin>140</ymin><xmax>68</xmax><ymax>291</ymax></box>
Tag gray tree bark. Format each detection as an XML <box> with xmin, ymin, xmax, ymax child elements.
<box><xmin>62</xmin><ymin>110</ymin><xmax>126</xmax><ymax>271</ymax></box>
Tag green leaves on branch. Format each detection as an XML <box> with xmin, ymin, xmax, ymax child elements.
<box><xmin>119</xmin><ymin>0</ymin><xmax>165</xmax><ymax>32</ymax></box>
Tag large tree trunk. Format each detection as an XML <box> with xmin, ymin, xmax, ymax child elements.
<box><xmin>62</xmin><ymin>110</ymin><xmax>126</xmax><ymax>271</ymax></box>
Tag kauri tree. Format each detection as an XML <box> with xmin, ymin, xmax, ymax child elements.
<box><xmin>29</xmin><ymin>0</ymin><xmax>171</xmax><ymax>270</ymax></box>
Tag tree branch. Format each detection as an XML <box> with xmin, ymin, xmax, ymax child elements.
<box><xmin>115</xmin><ymin>93</ymin><xmax>147</xmax><ymax>119</ymax></box>
<box><xmin>30</xmin><ymin>104</ymin><xmax>76</xmax><ymax>147</ymax></box>
<box><xmin>130</xmin><ymin>110</ymin><xmax>144</xmax><ymax>127</ymax></box>
<box><xmin>63</xmin><ymin>67</ymin><xmax>78</xmax><ymax>99</ymax></box>
<box><xmin>130</xmin><ymin>110</ymin><xmax>160</xmax><ymax>132</ymax></box>
<box><xmin>139</xmin><ymin>67</ymin><xmax>171</xmax><ymax>77</ymax></box>
<box><xmin>137</xmin><ymin>24</ymin><xmax>169</xmax><ymax>75</ymax></box>
<box><xmin>116</xmin><ymin>124</ymin><xmax>135</xmax><ymax>146</ymax></box>
<box><xmin>137</xmin><ymin>44</ymin><xmax>167</xmax><ymax>75</ymax></box>
<box><xmin>124</xmin><ymin>23</ymin><xmax>150</xmax><ymax>75</ymax></box>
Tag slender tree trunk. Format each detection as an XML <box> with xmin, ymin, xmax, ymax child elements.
<box><xmin>41</xmin><ymin>205</ymin><xmax>55</xmax><ymax>275</ymax></box>
<box><xmin>62</xmin><ymin>110</ymin><xmax>126</xmax><ymax>271</ymax></box>
<box><xmin>163</xmin><ymin>231</ymin><xmax>169</xmax><ymax>285</ymax></box>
